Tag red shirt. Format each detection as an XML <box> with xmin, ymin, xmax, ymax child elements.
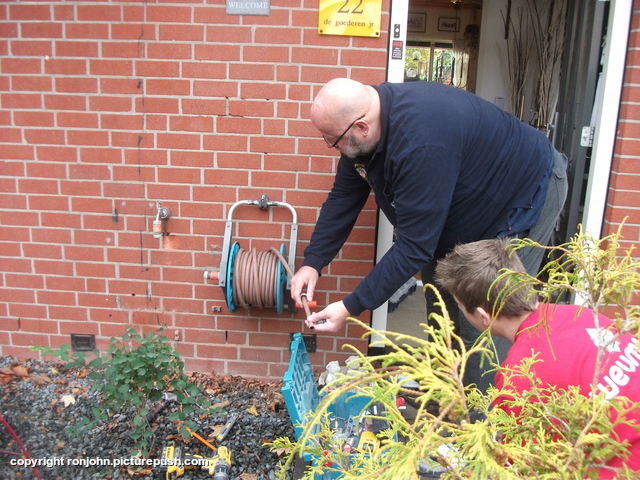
<box><xmin>494</xmin><ymin>304</ymin><xmax>640</xmax><ymax>477</ymax></box>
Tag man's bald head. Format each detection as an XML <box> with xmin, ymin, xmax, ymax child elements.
<box><xmin>310</xmin><ymin>78</ymin><xmax>372</xmax><ymax>131</ymax></box>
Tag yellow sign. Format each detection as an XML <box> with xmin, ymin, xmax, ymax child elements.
<box><xmin>318</xmin><ymin>0</ymin><xmax>381</xmax><ymax>37</ymax></box>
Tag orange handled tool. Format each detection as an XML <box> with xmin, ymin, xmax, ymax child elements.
<box><xmin>296</xmin><ymin>294</ymin><xmax>317</xmax><ymax>312</ymax></box>
<box><xmin>299</xmin><ymin>294</ymin><xmax>326</xmax><ymax>330</ymax></box>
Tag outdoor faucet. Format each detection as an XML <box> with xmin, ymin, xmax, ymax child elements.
<box><xmin>153</xmin><ymin>201</ymin><xmax>171</xmax><ymax>238</ymax></box>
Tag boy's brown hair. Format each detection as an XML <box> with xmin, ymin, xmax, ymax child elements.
<box><xmin>435</xmin><ymin>238</ymin><xmax>538</xmax><ymax>317</ymax></box>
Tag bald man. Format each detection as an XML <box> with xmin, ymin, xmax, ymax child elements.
<box><xmin>291</xmin><ymin>79</ymin><xmax>567</xmax><ymax>366</ymax></box>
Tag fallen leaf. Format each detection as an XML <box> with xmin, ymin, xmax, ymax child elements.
<box><xmin>11</xmin><ymin>365</ymin><xmax>29</xmax><ymax>377</ymax></box>
<box><xmin>57</xmin><ymin>442</ymin><xmax>65</xmax><ymax>450</ymax></box>
<box><xmin>31</xmin><ymin>375</ymin><xmax>52</xmax><ymax>385</ymax></box>
<box><xmin>0</xmin><ymin>374</ymin><xmax>12</xmax><ymax>385</ymax></box>
<box><xmin>240</xmin><ymin>474</ymin><xmax>257</xmax><ymax>480</ymax></box>
<box><xmin>0</xmin><ymin>367</ymin><xmax>14</xmax><ymax>376</ymax></box>
<box><xmin>60</xmin><ymin>394</ymin><xmax>76</xmax><ymax>407</ymax></box>
<box><xmin>272</xmin><ymin>447</ymin><xmax>291</xmax><ymax>457</ymax></box>
<box><xmin>247</xmin><ymin>404</ymin><xmax>259</xmax><ymax>416</ymax></box>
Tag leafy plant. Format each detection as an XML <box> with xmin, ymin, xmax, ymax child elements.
<box><xmin>32</xmin><ymin>325</ymin><xmax>216</xmax><ymax>456</ymax></box>
<box><xmin>270</xmin><ymin>224</ymin><xmax>640</xmax><ymax>479</ymax></box>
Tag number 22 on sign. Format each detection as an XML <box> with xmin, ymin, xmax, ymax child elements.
<box><xmin>318</xmin><ymin>0</ymin><xmax>382</xmax><ymax>37</ymax></box>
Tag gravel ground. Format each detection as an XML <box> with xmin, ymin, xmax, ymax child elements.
<box><xmin>0</xmin><ymin>356</ymin><xmax>299</xmax><ymax>480</ymax></box>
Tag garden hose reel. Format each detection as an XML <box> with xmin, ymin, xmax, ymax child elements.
<box><xmin>205</xmin><ymin>195</ymin><xmax>298</xmax><ymax>314</ymax></box>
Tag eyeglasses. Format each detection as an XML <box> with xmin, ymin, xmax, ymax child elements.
<box><xmin>323</xmin><ymin>114</ymin><xmax>366</xmax><ymax>148</ymax></box>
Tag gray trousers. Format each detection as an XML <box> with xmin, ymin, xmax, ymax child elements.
<box><xmin>422</xmin><ymin>149</ymin><xmax>569</xmax><ymax>394</ymax></box>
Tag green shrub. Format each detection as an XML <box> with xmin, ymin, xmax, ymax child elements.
<box><xmin>33</xmin><ymin>325</ymin><xmax>217</xmax><ymax>456</ymax></box>
<box><xmin>270</xmin><ymin>224</ymin><xmax>640</xmax><ymax>479</ymax></box>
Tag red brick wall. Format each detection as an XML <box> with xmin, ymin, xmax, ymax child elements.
<box><xmin>0</xmin><ymin>0</ymin><xmax>389</xmax><ymax>379</ymax></box>
<box><xmin>605</xmin><ymin>1</ymin><xmax>640</xmax><ymax>247</ymax></box>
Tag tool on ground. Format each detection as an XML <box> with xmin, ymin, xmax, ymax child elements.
<box><xmin>158</xmin><ymin>444</ymin><xmax>231</xmax><ymax>480</ymax></box>
<box><xmin>185</xmin><ymin>427</ymin><xmax>218</xmax><ymax>452</ymax></box>
<box><xmin>357</xmin><ymin>430</ymin><xmax>380</xmax><ymax>453</ymax></box>
<box><xmin>215</xmin><ymin>414</ymin><xmax>237</xmax><ymax>443</ymax></box>
<box><xmin>146</xmin><ymin>392</ymin><xmax>178</xmax><ymax>422</ymax></box>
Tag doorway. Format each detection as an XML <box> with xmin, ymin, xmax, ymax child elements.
<box><xmin>375</xmin><ymin>0</ymin><xmax>621</xmax><ymax>348</ymax></box>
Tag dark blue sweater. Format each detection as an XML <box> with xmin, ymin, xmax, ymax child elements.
<box><xmin>302</xmin><ymin>82</ymin><xmax>554</xmax><ymax>316</ymax></box>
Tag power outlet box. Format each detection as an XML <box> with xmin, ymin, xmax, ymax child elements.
<box><xmin>290</xmin><ymin>333</ymin><xmax>316</xmax><ymax>353</ymax></box>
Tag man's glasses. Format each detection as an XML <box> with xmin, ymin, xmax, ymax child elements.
<box><xmin>323</xmin><ymin>114</ymin><xmax>366</xmax><ymax>148</ymax></box>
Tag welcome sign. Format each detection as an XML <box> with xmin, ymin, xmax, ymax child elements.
<box><xmin>226</xmin><ymin>0</ymin><xmax>270</xmax><ymax>15</ymax></box>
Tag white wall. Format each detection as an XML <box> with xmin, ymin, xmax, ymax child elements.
<box><xmin>475</xmin><ymin>0</ymin><xmax>509</xmax><ymax>106</ymax></box>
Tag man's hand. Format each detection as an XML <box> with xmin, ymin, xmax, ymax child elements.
<box><xmin>304</xmin><ymin>301</ymin><xmax>350</xmax><ymax>333</ymax></box>
<box><xmin>290</xmin><ymin>266</ymin><xmax>319</xmax><ymax>306</ymax></box>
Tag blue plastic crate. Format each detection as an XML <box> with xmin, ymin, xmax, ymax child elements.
<box><xmin>282</xmin><ymin>333</ymin><xmax>442</xmax><ymax>480</ymax></box>
<box><xmin>282</xmin><ymin>334</ymin><xmax>380</xmax><ymax>479</ymax></box>
<box><xmin>282</xmin><ymin>332</ymin><xmax>320</xmax><ymax>441</ymax></box>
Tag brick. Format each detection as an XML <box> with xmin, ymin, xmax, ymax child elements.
<box><xmin>89</xmin><ymin>59</ymin><xmax>133</xmax><ymax>77</ymax></box>
<box><xmin>0</xmin><ymin>127</ymin><xmax>23</xmax><ymax>143</ymax></box>
<box><xmin>197</xmin><ymin>343</ymin><xmax>238</xmax><ymax>360</ymax></box>
<box><xmin>254</xmin><ymin>27</ymin><xmax>300</xmax><ymax>44</ymax></box>
<box><xmin>3</xmin><ymin>93</ymin><xmax>43</xmax><ymax>109</ymax></box>
<box><xmin>250</xmin><ymin>136</ymin><xmax>295</xmax><ymax>154</ymax></box>
<box><xmin>276</xmin><ymin>64</ymin><xmax>300</xmax><ymax>83</ymax></box>
<box><xmin>157</xmin><ymin>133</ymin><xmax>202</xmax><ymax>150</ymax></box>
<box><xmin>229</xmin><ymin>63</ymin><xmax>275</xmax><ymax>81</ymax></box>
<box><xmin>44</xmin><ymin>58</ymin><xmax>87</xmax><ymax>75</ymax></box>
<box><xmin>159</xmin><ymin>24</ymin><xmax>205</xmax><ymax>42</ymax></box>
<box><xmin>147</xmin><ymin>43</ymin><xmax>192</xmax><ymax>60</ymax></box>
<box><xmin>33</xmin><ymin>259</ymin><xmax>74</xmax><ymax>276</ymax></box>
<box><xmin>54</xmin><ymin>72</ymin><xmax>96</xmax><ymax>91</ymax></box>
<box><xmin>22</xmin><ymin>22</ymin><xmax>62</xmax><ymax>39</ymax></box>
<box><xmin>102</xmin><ymin>42</ymin><xmax>142</xmax><ymax>59</ymax></box>
<box><xmin>9</xmin><ymin>4</ymin><xmax>51</xmax><ymax>21</ymax></box>
<box><xmin>18</xmin><ymin>178</ymin><xmax>58</xmax><ymax>194</ymax></box>
<box><xmin>132</xmin><ymin>310</ymin><xmax>173</xmax><ymax>326</ymax></box>
<box><xmin>202</xmin><ymin>168</ymin><xmax>249</xmax><ymax>186</ymax></box>
<box><xmin>11</xmin><ymin>75</ymin><xmax>52</xmax><ymax>92</ymax></box>
<box><xmin>194</xmin><ymin>43</ymin><xmax>241</xmax><ymax>62</ymax></box>
<box><xmin>66</xmin><ymin>23</ymin><xmax>109</xmax><ymax>40</ymax></box>
<box><xmin>9</xmin><ymin>303</ymin><xmax>47</xmax><ymax>319</ymax></box>
<box><xmin>170</xmin><ymin>150</ymin><xmax>213</xmax><ymax>168</ymax></box>
<box><xmin>2</xmin><ymin>57</ymin><xmax>41</xmax><ymax>74</ymax></box>
<box><xmin>5</xmin><ymin>273</ymin><xmax>44</xmax><ymax>289</ymax></box>
<box><xmin>135</xmin><ymin>96</ymin><xmax>179</xmax><ymax>114</ymax></box>
<box><xmin>241</xmin><ymin>82</ymin><xmax>287</xmax><ymax>100</ymax></box>
<box><xmin>181</xmin><ymin>98</ymin><xmax>227</xmax><ymax>116</ymax></box>
<box><xmin>14</xmin><ymin>111</ymin><xmax>54</xmax><ymax>127</ymax></box>
<box><xmin>78</xmin><ymin>147</ymin><xmax>122</xmax><ymax>164</ymax></box>
<box><xmin>100</xmin><ymin>77</ymin><xmax>141</xmax><ymax>95</ymax></box>
<box><xmin>56</xmin><ymin>112</ymin><xmax>99</xmax><ymax>128</ymax></box>
<box><xmin>228</xmin><ymin>99</ymin><xmax>274</xmax><ymax>117</ymax></box>
<box><xmin>53</xmin><ymin>4</ymin><xmax>74</xmax><ymax>21</ymax></box>
<box><xmin>239</xmin><ymin>346</ymin><xmax>283</xmax><ymax>363</ymax></box>
<box><xmin>24</xmin><ymin>128</ymin><xmax>65</xmax><ymax>145</ymax></box>
<box><xmin>0</xmin><ymin>193</ymin><xmax>26</xmax><ymax>209</ymax></box>
<box><xmin>146</xmin><ymin>79</ymin><xmax>190</xmax><ymax>96</ymax></box>
<box><xmin>55</xmin><ymin>40</ymin><xmax>99</xmax><ymax>58</ymax></box>
<box><xmin>77</xmin><ymin>4</ymin><xmax>122</xmax><ymax>21</ymax></box>
<box><xmin>135</xmin><ymin>60</ymin><xmax>180</xmax><ymax>78</ymax></box>
<box><xmin>244</xmin><ymin>45</ymin><xmax>289</xmax><ymax>64</ymax></box>
<box><xmin>206</xmin><ymin>25</ymin><xmax>252</xmax><ymax>43</ymax></box>
<box><xmin>90</xmin><ymin>96</ymin><xmax>134</xmax><ymax>112</ymax></box>
<box><xmin>147</xmin><ymin>5</ymin><xmax>192</xmax><ymax>23</ymax></box>
<box><xmin>170</xmin><ymin>115</ymin><xmax>214</xmax><ymax>133</ymax></box>
<box><xmin>44</xmin><ymin>94</ymin><xmax>87</xmax><ymax>111</ymax></box>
